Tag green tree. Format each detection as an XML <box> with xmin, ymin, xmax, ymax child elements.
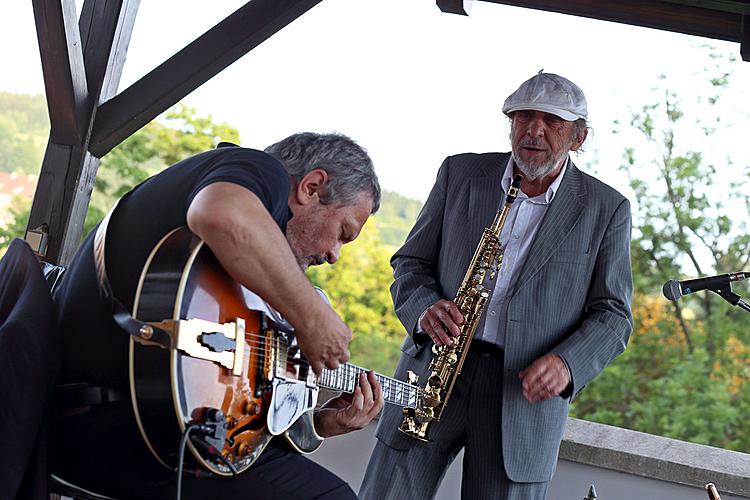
<box><xmin>0</xmin><ymin>103</ymin><xmax>241</xmax><ymax>252</ymax></box>
<box><xmin>0</xmin><ymin>195</ymin><xmax>32</xmax><ymax>252</ymax></box>
<box><xmin>572</xmin><ymin>47</ymin><xmax>750</xmax><ymax>452</ymax></box>
<box><xmin>0</xmin><ymin>92</ymin><xmax>49</xmax><ymax>174</ymax></box>
<box><xmin>376</xmin><ymin>191</ymin><xmax>423</xmax><ymax>250</ymax></box>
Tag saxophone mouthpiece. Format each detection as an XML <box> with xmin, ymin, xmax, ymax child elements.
<box><xmin>507</xmin><ymin>175</ymin><xmax>523</xmax><ymax>202</ymax></box>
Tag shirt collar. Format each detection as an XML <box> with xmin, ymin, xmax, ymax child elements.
<box><xmin>501</xmin><ymin>155</ymin><xmax>568</xmax><ymax>205</ymax></box>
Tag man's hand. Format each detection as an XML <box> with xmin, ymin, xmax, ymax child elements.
<box><xmin>419</xmin><ymin>299</ymin><xmax>464</xmax><ymax>346</ymax></box>
<box><xmin>518</xmin><ymin>354</ymin><xmax>570</xmax><ymax>403</ymax></box>
<box><xmin>296</xmin><ymin>303</ymin><xmax>352</xmax><ymax>376</ymax></box>
<box><xmin>314</xmin><ymin>371</ymin><xmax>384</xmax><ymax>438</ymax></box>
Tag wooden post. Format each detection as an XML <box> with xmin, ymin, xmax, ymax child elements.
<box><xmin>27</xmin><ymin>0</ymin><xmax>139</xmax><ymax>265</ymax></box>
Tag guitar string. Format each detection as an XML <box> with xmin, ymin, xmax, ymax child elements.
<box><xmin>197</xmin><ymin>335</ymin><xmax>417</xmax><ymax>405</ymax></box>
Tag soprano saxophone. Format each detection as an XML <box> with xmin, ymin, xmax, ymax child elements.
<box><xmin>399</xmin><ymin>174</ymin><xmax>523</xmax><ymax>441</ymax></box>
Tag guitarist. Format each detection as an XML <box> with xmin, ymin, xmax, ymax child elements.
<box><xmin>51</xmin><ymin>133</ymin><xmax>384</xmax><ymax>499</ymax></box>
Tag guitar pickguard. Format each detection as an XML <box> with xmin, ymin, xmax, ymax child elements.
<box><xmin>268</xmin><ymin>378</ymin><xmax>319</xmax><ymax>435</ymax></box>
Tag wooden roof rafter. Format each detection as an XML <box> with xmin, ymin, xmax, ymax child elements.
<box><xmin>437</xmin><ymin>0</ymin><xmax>750</xmax><ymax>62</ymax></box>
<box><xmin>27</xmin><ymin>0</ymin><xmax>323</xmax><ymax>265</ymax></box>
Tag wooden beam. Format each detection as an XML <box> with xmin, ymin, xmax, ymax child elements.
<box><xmin>481</xmin><ymin>0</ymin><xmax>744</xmax><ymax>43</ymax></box>
<box><xmin>26</xmin><ymin>143</ymin><xmax>100</xmax><ymax>265</ymax></box>
<box><xmin>437</xmin><ymin>0</ymin><xmax>474</xmax><ymax>15</ymax></box>
<box><xmin>742</xmin><ymin>15</ymin><xmax>750</xmax><ymax>61</ymax></box>
<box><xmin>79</xmin><ymin>0</ymin><xmax>140</xmax><ymax>101</ymax></box>
<box><xmin>32</xmin><ymin>0</ymin><xmax>89</xmax><ymax>145</ymax></box>
<box><xmin>27</xmin><ymin>0</ymin><xmax>140</xmax><ymax>265</ymax></box>
<box><xmin>89</xmin><ymin>0</ymin><xmax>323</xmax><ymax>157</ymax></box>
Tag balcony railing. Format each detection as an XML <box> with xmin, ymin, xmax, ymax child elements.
<box><xmin>310</xmin><ymin>417</ymin><xmax>750</xmax><ymax>499</ymax></box>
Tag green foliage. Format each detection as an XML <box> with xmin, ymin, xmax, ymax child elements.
<box><xmin>0</xmin><ymin>195</ymin><xmax>32</xmax><ymax>250</ymax></box>
<box><xmin>307</xmin><ymin>219</ymin><xmax>405</xmax><ymax>375</ymax></box>
<box><xmin>573</xmin><ymin>46</ymin><xmax>750</xmax><ymax>453</ymax></box>
<box><xmin>0</xmin><ymin>92</ymin><xmax>49</xmax><ymax>174</ymax></box>
<box><xmin>375</xmin><ymin>191</ymin><xmax>423</xmax><ymax>250</ymax></box>
<box><xmin>375</xmin><ymin>191</ymin><xmax>422</xmax><ymax>253</ymax></box>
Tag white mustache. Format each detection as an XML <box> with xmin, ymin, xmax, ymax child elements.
<box><xmin>520</xmin><ymin>139</ymin><xmax>549</xmax><ymax>150</ymax></box>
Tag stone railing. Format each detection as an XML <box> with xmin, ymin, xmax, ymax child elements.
<box><xmin>310</xmin><ymin>417</ymin><xmax>750</xmax><ymax>499</ymax></box>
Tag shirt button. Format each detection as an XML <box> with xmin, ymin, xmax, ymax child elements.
<box><xmin>513</xmin><ymin>234</ymin><xmax>520</xmax><ymax>239</ymax></box>
<box><xmin>490</xmin><ymin>311</ymin><xmax>496</xmax><ymax>316</ymax></box>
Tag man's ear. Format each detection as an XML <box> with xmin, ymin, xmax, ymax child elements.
<box><xmin>570</xmin><ymin>128</ymin><xmax>588</xmax><ymax>152</ymax></box>
<box><xmin>293</xmin><ymin>168</ymin><xmax>329</xmax><ymax>205</ymax></box>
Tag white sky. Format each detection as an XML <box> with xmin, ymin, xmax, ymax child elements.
<box><xmin>2</xmin><ymin>0</ymin><xmax>749</xmax><ymax>202</ymax></box>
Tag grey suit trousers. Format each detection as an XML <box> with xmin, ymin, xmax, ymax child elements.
<box><xmin>359</xmin><ymin>348</ymin><xmax>549</xmax><ymax>500</ymax></box>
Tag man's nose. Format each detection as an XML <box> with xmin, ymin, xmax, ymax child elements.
<box><xmin>326</xmin><ymin>244</ymin><xmax>342</xmax><ymax>264</ymax></box>
<box><xmin>527</xmin><ymin>116</ymin><xmax>546</xmax><ymax>137</ymax></box>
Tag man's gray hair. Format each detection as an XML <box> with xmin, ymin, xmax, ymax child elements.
<box><xmin>265</xmin><ymin>132</ymin><xmax>381</xmax><ymax>213</ymax></box>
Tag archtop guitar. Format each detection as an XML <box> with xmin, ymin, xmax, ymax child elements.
<box><xmin>130</xmin><ymin>226</ymin><xmax>418</xmax><ymax>476</ymax></box>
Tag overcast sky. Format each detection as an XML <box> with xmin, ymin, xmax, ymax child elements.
<box><xmin>2</xmin><ymin>0</ymin><xmax>749</xmax><ymax>202</ymax></box>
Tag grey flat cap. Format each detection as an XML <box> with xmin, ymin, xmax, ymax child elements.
<box><xmin>502</xmin><ymin>71</ymin><xmax>587</xmax><ymax>121</ymax></box>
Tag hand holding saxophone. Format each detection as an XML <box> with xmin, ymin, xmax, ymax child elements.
<box><xmin>419</xmin><ymin>299</ymin><xmax>465</xmax><ymax>346</ymax></box>
<box><xmin>518</xmin><ymin>354</ymin><xmax>571</xmax><ymax>403</ymax></box>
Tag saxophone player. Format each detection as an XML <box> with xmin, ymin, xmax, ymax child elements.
<box><xmin>360</xmin><ymin>72</ymin><xmax>633</xmax><ymax>500</ymax></box>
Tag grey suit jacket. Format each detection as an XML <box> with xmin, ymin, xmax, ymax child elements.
<box><xmin>375</xmin><ymin>152</ymin><xmax>633</xmax><ymax>482</ymax></box>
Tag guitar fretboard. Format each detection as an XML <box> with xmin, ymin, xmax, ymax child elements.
<box><xmin>320</xmin><ymin>364</ymin><xmax>418</xmax><ymax>408</ymax></box>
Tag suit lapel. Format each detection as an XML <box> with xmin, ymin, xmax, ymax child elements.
<box><xmin>511</xmin><ymin>162</ymin><xmax>586</xmax><ymax>293</ymax></box>
<box><xmin>467</xmin><ymin>156</ymin><xmax>506</xmax><ymax>251</ymax></box>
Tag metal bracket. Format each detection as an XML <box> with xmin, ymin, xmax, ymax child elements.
<box><xmin>25</xmin><ymin>224</ymin><xmax>49</xmax><ymax>257</ymax></box>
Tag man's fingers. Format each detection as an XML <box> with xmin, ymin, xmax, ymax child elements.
<box><xmin>324</xmin><ymin>358</ymin><xmax>340</xmax><ymax>371</ymax></box>
<box><xmin>350</xmin><ymin>385</ymin><xmax>364</xmax><ymax>413</ymax></box>
<box><xmin>429</xmin><ymin>318</ymin><xmax>453</xmax><ymax>345</ymax></box>
<box><xmin>434</xmin><ymin>308</ymin><xmax>462</xmax><ymax>337</ymax></box>
<box><xmin>369</xmin><ymin>371</ymin><xmax>384</xmax><ymax>413</ymax></box>
<box><xmin>444</xmin><ymin>302</ymin><xmax>465</xmax><ymax>327</ymax></box>
<box><xmin>519</xmin><ymin>358</ymin><xmax>567</xmax><ymax>402</ymax></box>
<box><xmin>311</xmin><ymin>360</ymin><xmax>324</xmax><ymax>377</ymax></box>
<box><xmin>358</xmin><ymin>372</ymin><xmax>374</xmax><ymax>404</ymax></box>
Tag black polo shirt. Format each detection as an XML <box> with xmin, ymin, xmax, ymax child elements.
<box><xmin>54</xmin><ymin>146</ymin><xmax>292</xmax><ymax>391</ymax></box>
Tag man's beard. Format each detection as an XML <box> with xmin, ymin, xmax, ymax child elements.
<box><xmin>297</xmin><ymin>255</ymin><xmax>326</xmax><ymax>270</ymax></box>
<box><xmin>512</xmin><ymin>140</ymin><xmax>570</xmax><ymax>181</ymax></box>
<box><xmin>512</xmin><ymin>139</ymin><xmax>573</xmax><ymax>181</ymax></box>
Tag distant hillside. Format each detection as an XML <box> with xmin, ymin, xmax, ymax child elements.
<box><xmin>375</xmin><ymin>191</ymin><xmax>423</xmax><ymax>249</ymax></box>
<box><xmin>0</xmin><ymin>92</ymin><xmax>49</xmax><ymax>174</ymax></box>
<box><xmin>0</xmin><ymin>92</ymin><xmax>424</xmax><ymax>248</ymax></box>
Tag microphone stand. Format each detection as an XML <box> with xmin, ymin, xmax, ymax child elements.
<box><xmin>712</xmin><ymin>288</ymin><xmax>750</xmax><ymax>314</ymax></box>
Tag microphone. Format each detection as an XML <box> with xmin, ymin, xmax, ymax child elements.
<box><xmin>662</xmin><ymin>272</ymin><xmax>749</xmax><ymax>301</ymax></box>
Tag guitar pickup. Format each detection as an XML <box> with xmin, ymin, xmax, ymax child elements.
<box><xmin>150</xmin><ymin>317</ymin><xmax>246</xmax><ymax>376</ymax></box>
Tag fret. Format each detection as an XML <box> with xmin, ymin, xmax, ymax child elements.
<box><xmin>318</xmin><ymin>363</ymin><xmax>418</xmax><ymax>409</ymax></box>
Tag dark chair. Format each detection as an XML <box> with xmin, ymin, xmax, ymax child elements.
<box><xmin>0</xmin><ymin>239</ymin><xmax>60</xmax><ymax>500</ymax></box>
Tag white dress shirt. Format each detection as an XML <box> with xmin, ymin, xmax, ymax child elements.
<box><xmin>476</xmin><ymin>156</ymin><xmax>567</xmax><ymax>347</ymax></box>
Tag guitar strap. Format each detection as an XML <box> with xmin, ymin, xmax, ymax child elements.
<box><xmin>93</xmin><ymin>195</ymin><xmax>172</xmax><ymax>349</ymax></box>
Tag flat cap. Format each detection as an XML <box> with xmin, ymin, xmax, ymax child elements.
<box><xmin>502</xmin><ymin>71</ymin><xmax>587</xmax><ymax>121</ymax></box>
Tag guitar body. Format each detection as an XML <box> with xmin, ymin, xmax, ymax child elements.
<box><xmin>129</xmin><ymin>227</ymin><xmax>416</xmax><ymax>476</ymax></box>
<box><xmin>131</xmin><ymin>227</ymin><xmax>317</xmax><ymax>476</ymax></box>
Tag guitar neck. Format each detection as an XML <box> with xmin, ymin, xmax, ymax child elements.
<box><xmin>319</xmin><ymin>363</ymin><xmax>417</xmax><ymax>409</ymax></box>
